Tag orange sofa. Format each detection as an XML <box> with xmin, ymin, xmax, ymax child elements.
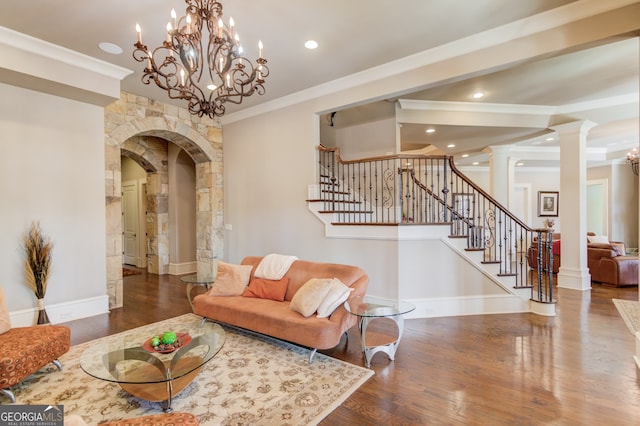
<box><xmin>192</xmin><ymin>256</ymin><xmax>369</xmax><ymax>361</ymax></box>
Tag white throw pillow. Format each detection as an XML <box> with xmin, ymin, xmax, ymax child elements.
<box><xmin>316</xmin><ymin>279</ymin><xmax>353</xmax><ymax>318</ymax></box>
<box><xmin>588</xmin><ymin>235</ymin><xmax>609</xmax><ymax>244</ymax></box>
<box><xmin>207</xmin><ymin>261</ymin><xmax>253</xmax><ymax>296</ymax></box>
<box><xmin>290</xmin><ymin>278</ymin><xmax>333</xmax><ymax>317</ymax></box>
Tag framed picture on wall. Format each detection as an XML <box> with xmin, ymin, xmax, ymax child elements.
<box><xmin>538</xmin><ymin>191</ymin><xmax>559</xmax><ymax>217</ymax></box>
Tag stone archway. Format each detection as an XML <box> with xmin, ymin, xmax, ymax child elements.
<box><xmin>104</xmin><ymin>93</ymin><xmax>223</xmax><ymax>308</ymax></box>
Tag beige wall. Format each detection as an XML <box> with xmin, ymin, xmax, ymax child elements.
<box><xmin>0</xmin><ymin>83</ymin><xmax>108</xmax><ymax>318</ymax></box>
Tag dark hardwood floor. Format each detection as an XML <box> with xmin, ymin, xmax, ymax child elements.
<box><xmin>63</xmin><ymin>269</ymin><xmax>640</xmax><ymax>425</ymax></box>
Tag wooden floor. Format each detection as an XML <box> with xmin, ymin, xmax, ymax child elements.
<box><xmin>63</xmin><ymin>269</ymin><xmax>640</xmax><ymax>425</ymax></box>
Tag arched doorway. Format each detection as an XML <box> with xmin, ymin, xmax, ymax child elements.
<box><xmin>104</xmin><ymin>94</ymin><xmax>224</xmax><ymax>309</ymax></box>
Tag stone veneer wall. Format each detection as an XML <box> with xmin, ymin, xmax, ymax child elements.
<box><xmin>104</xmin><ymin>92</ymin><xmax>223</xmax><ymax>309</ymax></box>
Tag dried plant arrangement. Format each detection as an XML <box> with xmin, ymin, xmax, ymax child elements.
<box><xmin>23</xmin><ymin>221</ymin><xmax>54</xmax><ymax>324</ymax></box>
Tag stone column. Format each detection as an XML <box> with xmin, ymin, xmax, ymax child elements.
<box><xmin>553</xmin><ymin>120</ymin><xmax>597</xmax><ymax>291</ymax></box>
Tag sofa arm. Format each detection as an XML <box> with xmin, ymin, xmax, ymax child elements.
<box><xmin>597</xmin><ymin>256</ymin><xmax>638</xmax><ymax>286</ymax></box>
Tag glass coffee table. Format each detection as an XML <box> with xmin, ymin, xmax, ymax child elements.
<box><xmin>80</xmin><ymin>318</ymin><xmax>224</xmax><ymax>411</ymax></box>
<box><xmin>344</xmin><ymin>296</ymin><xmax>415</xmax><ymax>368</ymax></box>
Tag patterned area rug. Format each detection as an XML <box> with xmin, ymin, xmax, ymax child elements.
<box><xmin>613</xmin><ymin>299</ymin><xmax>640</xmax><ymax>335</ymax></box>
<box><xmin>10</xmin><ymin>314</ymin><xmax>373</xmax><ymax>425</ymax></box>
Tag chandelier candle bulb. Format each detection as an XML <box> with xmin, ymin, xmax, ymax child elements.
<box><xmin>166</xmin><ymin>23</ymin><xmax>172</xmax><ymax>43</ymax></box>
<box><xmin>171</xmin><ymin>9</ymin><xmax>177</xmax><ymax>28</ymax></box>
<box><xmin>136</xmin><ymin>23</ymin><xmax>142</xmax><ymax>44</ymax></box>
<box><xmin>258</xmin><ymin>40</ymin><xmax>263</xmax><ymax>58</ymax></box>
<box><xmin>218</xmin><ymin>18</ymin><xmax>224</xmax><ymax>38</ymax></box>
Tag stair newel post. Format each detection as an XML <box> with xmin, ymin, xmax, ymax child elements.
<box><xmin>535</xmin><ymin>229</ymin><xmax>544</xmax><ymax>301</ymax></box>
<box><xmin>546</xmin><ymin>230</ymin><xmax>554</xmax><ymax>301</ymax></box>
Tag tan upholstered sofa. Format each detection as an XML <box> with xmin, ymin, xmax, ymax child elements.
<box><xmin>192</xmin><ymin>256</ymin><xmax>369</xmax><ymax>362</ymax></box>
<box><xmin>527</xmin><ymin>233</ymin><xmax>638</xmax><ymax>287</ymax></box>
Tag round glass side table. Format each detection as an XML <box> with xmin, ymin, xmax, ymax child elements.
<box><xmin>180</xmin><ymin>274</ymin><xmax>215</xmax><ymax>309</ymax></box>
<box><xmin>344</xmin><ymin>296</ymin><xmax>415</xmax><ymax>368</ymax></box>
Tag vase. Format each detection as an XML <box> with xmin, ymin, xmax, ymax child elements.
<box><xmin>36</xmin><ymin>297</ymin><xmax>50</xmax><ymax>325</ymax></box>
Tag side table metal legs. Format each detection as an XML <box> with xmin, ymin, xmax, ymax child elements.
<box><xmin>185</xmin><ymin>283</ymin><xmax>210</xmax><ymax>310</ymax></box>
<box><xmin>358</xmin><ymin>307</ymin><xmax>406</xmax><ymax>368</ymax></box>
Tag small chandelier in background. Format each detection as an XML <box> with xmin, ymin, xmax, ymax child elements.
<box><xmin>627</xmin><ymin>147</ymin><xmax>639</xmax><ymax>176</ymax></box>
<box><xmin>133</xmin><ymin>0</ymin><xmax>269</xmax><ymax>118</ymax></box>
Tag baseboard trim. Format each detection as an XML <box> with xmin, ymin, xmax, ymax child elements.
<box><xmin>9</xmin><ymin>295</ymin><xmax>109</xmax><ymax>327</ymax></box>
<box><xmin>168</xmin><ymin>261</ymin><xmax>197</xmax><ymax>276</ymax></box>
<box><xmin>366</xmin><ymin>294</ymin><xmax>529</xmax><ymax>319</ymax></box>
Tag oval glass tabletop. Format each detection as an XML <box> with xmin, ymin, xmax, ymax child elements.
<box><xmin>79</xmin><ymin>319</ymin><xmax>225</xmax><ymax>384</ymax></box>
<box><xmin>180</xmin><ymin>274</ymin><xmax>216</xmax><ymax>284</ymax></box>
<box><xmin>344</xmin><ymin>296</ymin><xmax>416</xmax><ymax>318</ymax></box>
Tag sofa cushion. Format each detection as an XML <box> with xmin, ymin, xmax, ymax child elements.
<box><xmin>207</xmin><ymin>261</ymin><xmax>252</xmax><ymax>296</ymax></box>
<box><xmin>242</xmin><ymin>277</ymin><xmax>289</xmax><ymax>301</ymax></box>
<box><xmin>588</xmin><ymin>235</ymin><xmax>609</xmax><ymax>244</ymax></box>
<box><xmin>0</xmin><ymin>286</ymin><xmax>10</xmax><ymax>334</ymax></box>
<box><xmin>290</xmin><ymin>278</ymin><xmax>334</xmax><ymax>317</ymax></box>
<box><xmin>316</xmin><ymin>279</ymin><xmax>353</xmax><ymax>318</ymax></box>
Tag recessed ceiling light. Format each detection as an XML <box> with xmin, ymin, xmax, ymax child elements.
<box><xmin>305</xmin><ymin>40</ymin><xmax>318</xmax><ymax>49</ymax></box>
<box><xmin>517</xmin><ymin>162</ymin><xmax>524</xmax><ymax>166</ymax></box>
<box><xmin>546</xmin><ymin>137</ymin><xmax>555</xmax><ymax>141</ymax></box>
<box><xmin>461</xmin><ymin>154</ymin><xmax>469</xmax><ymax>158</ymax></box>
<box><xmin>472</xmin><ymin>92</ymin><xmax>484</xmax><ymax>99</ymax></box>
<box><xmin>99</xmin><ymin>42</ymin><xmax>123</xmax><ymax>55</ymax></box>
<box><xmin>447</xmin><ymin>144</ymin><xmax>455</xmax><ymax>148</ymax></box>
<box><xmin>472</xmin><ymin>162</ymin><xmax>479</xmax><ymax>165</ymax></box>
<box><xmin>426</xmin><ymin>128</ymin><xmax>436</xmax><ymax>134</ymax></box>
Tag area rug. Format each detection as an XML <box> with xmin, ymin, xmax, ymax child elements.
<box><xmin>613</xmin><ymin>298</ymin><xmax>640</xmax><ymax>335</ymax></box>
<box><xmin>10</xmin><ymin>314</ymin><xmax>373</xmax><ymax>425</ymax></box>
<box><xmin>122</xmin><ymin>267</ymin><xmax>141</xmax><ymax>277</ymax></box>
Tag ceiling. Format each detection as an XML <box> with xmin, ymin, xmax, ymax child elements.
<box><xmin>0</xmin><ymin>0</ymin><xmax>637</xmax><ymax>168</ymax></box>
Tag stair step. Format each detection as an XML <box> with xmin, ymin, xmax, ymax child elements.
<box><xmin>331</xmin><ymin>222</ymin><xmax>399</xmax><ymax>226</ymax></box>
<box><xmin>321</xmin><ymin>189</ymin><xmax>350</xmax><ymax>195</ymax></box>
<box><xmin>497</xmin><ymin>273</ymin><xmax>518</xmax><ymax>277</ymax></box>
<box><xmin>481</xmin><ymin>260</ymin><xmax>501</xmax><ymax>264</ymax></box>
<box><xmin>319</xmin><ymin>210</ymin><xmax>374</xmax><ymax>214</ymax></box>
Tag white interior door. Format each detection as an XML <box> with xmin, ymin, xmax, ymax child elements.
<box><xmin>122</xmin><ymin>181</ymin><xmax>139</xmax><ymax>266</ymax></box>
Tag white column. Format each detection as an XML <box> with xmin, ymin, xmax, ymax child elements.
<box><xmin>553</xmin><ymin>120</ymin><xmax>597</xmax><ymax>291</ymax></box>
<box><xmin>485</xmin><ymin>145</ymin><xmax>510</xmax><ymax>206</ymax></box>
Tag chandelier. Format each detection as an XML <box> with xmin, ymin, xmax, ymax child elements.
<box><xmin>627</xmin><ymin>148</ymin><xmax>639</xmax><ymax>176</ymax></box>
<box><xmin>133</xmin><ymin>0</ymin><xmax>269</xmax><ymax>118</ymax></box>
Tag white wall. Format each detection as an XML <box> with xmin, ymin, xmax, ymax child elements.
<box><xmin>0</xmin><ymin>83</ymin><xmax>108</xmax><ymax>323</ymax></box>
<box><xmin>334</xmin><ymin>116</ymin><xmax>396</xmax><ymax>160</ymax></box>
<box><xmin>222</xmin><ymin>104</ymin><xmax>400</xmax><ymax>297</ymax></box>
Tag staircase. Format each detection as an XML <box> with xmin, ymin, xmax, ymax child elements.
<box><xmin>307</xmin><ymin>145</ymin><xmax>556</xmax><ymax>316</ymax></box>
